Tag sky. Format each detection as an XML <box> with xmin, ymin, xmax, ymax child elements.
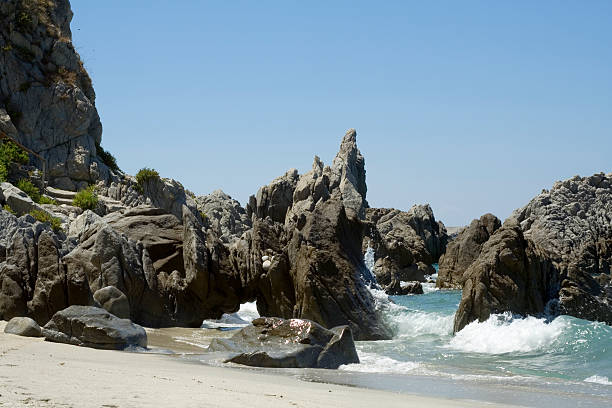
<box><xmin>70</xmin><ymin>0</ymin><xmax>612</xmax><ymax>226</ymax></box>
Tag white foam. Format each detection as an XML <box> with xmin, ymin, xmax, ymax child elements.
<box><xmin>340</xmin><ymin>352</ymin><xmax>420</xmax><ymax>374</ymax></box>
<box><xmin>395</xmin><ymin>310</ymin><xmax>454</xmax><ymax>338</ymax></box>
<box><xmin>449</xmin><ymin>312</ymin><xmax>569</xmax><ymax>354</ymax></box>
<box><xmin>584</xmin><ymin>375</ymin><xmax>612</xmax><ymax>385</ymax></box>
<box><xmin>201</xmin><ymin>301</ymin><xmax>260</xmax><ymax>329</ymax></box>
<box><xmin>364</xmin><ymin>246</ymin><xmax>376</xmax><ymax>273</ymax></box>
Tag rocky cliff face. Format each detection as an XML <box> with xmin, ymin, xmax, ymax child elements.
<box><xmin>0</xmin><ymin>0</ymin><xmax>109</xmax><ymax>190</ymax></box>
<box><xmin>454</xmin><ymin>173</ymin><xmax>612</xmax><ymax>332</ymax></box>
<box><xmin>437</xmin><ymin>213</ymin><xmax>501</xmax><ymax>289</ymax></box>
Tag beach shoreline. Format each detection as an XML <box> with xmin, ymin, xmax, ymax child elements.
<box><xmin>0</xmin><ymin>321</ymin><xmax>522</xmax><ymax>408</ymax></box>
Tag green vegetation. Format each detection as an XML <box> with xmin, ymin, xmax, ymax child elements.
<box><xmin>199</xmin><ymin>211</ymin><xmax>208</xmax><ymax>223</ymax></box>
<box><xmin>38</xmin><ymin>195</ymin><xmax>57</xmax><ymax>205</ymax></box>
<box><xmin>72</xmin><ymin>185</ymin><xmax>98</xmax><ymax>211</ymax></box>
<box><xmin>0</xmin><ymin>139</ymin><xmax>29</xmax><ymax>181</ymax></box>
<box><xmin>95</xmin><ymin>142</ymin><xmax>120</xmax><ymax>173</ymax></box>
<box><xmin>1</xmin><ymin>44</ymin><xmax>12</xmax><ymax>52</ymax></box>
<box><xmin>3</xmin><ymin>205</ymin><xmax>15</xmax><ymax>215</ymax></box>
<box><xmin>135</xmin><ymin>167</ymin><xmax>160</xmax><ymax>193</ymax></box>
<box><xmin>17</xmin><ymin>179</ymin><xmax>41</xmax><ymax>202</ymax></box>
<box><xmin>29</xmin><ymin>209</ymin><xmax>62</xmax><ymax>232</ymax></box>
<box><xmin>16</xmin><ymin>10</ymin><xmax>33</xmax><ymax>30</ymax></box>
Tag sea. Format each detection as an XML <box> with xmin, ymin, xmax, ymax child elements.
<box><xmin>148</xmin><ymin>255</ymin><xmax>612</xmax><ymax>407</ymax></box>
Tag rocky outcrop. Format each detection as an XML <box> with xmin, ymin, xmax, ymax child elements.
<box><xmin>233</xmin><ymin>130</ymin><xmax>391</xmax><ymax>340</ymax></box>
<box><xmin>42</xmin><ymin>306</ymin><xmax>147</xmax><ymax>350</ymax></box>
<box><xmin>196</xmin><ymin>189</ymin><xmax>251</xmax><ymax>243</ymax></box>
<box><xmin>454</xmin><ymin>173</ymin><xmax>612</xmax><ymax>332</ymax></box>
<box><xmin>386</xmin><ymin>280</ymin><xmax>424</xmax><ymax>296</ymax></box>
<box><xmin>0</xmin><ymin>0</ymin><xmax>110</xmax><ymax>189</ymax></box>
<box><xmin>247</xmin><ymin>169</ymin><xmax>299</xmax><ymax>223</ymax></box>
<box><xmin>437</xmin><ymin>213</ymin><xmax>501</xmax><ymax>289</ymax></box>
<box><xmin>363</xmin><ymin>205</ymin><xmax>446</xmax><ymax>292</ymax></box>
<box><xmin>4</xmin><ymin>316</ymin><xmax>42</xmax><ymax>337</ymax></box>
<box><xmin>209</xmin><ymin>317</ymin><xmax>359</xmax><ymax>369</ymax></box>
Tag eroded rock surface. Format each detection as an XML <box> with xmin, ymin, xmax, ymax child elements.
<box><xmin>437</xmin><ymin>213</ymin><xmax>501</xmax><ymax>289</ymax></box>
<box><xmin>209</xmin><ymin>317</ymin><xmax>359</xmax><ymax>369</ymax></box>
<box><xmin>454</xmin><ymin>173</ymin><xmax>612</xmax><ymax>332</ymax></box>
<box><xmin>196</xmin><ymin>189</ymin><xmax>251</xmax><ymax>243</ymax></box>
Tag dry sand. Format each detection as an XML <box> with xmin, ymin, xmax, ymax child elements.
<box><xmin>0</xmin><ymin>321</ymin><xmax>521</xmax><ymax>408</ymax></box>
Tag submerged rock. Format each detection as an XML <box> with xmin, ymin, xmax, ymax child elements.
<box><xmin>42</xmin><ymin>305</ymin><xmax>147</xmax><ymax>350</ymax></box>
<box><xmin>4</xmin><ymin>316</ymin><xmax>42</xmax><ymax>337</ymax></box>
<box><xmin>454</xmin><ymin>173</ymin><xmax>612</xmax><ymax>332</ymax></box>
<box><xmin>209</xmin><ymin>317</ymin><xmax>359</xmax><ymax>369</ymax></box>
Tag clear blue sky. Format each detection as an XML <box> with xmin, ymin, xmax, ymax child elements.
<box><xmin>70</xmin><ymin>0</ymin><xmax>612</xmax><ymax>226</ymax></box>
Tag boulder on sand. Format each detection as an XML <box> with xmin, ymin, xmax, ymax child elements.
<box><xmin>4</xmin><ymin>316</ymin><xmax>42</xmax><ymax>337</ymax></box>
<box><xmin>42</xmin><ymin>306</ymin><xmax>147</xmax><ymax>350</ymax></box>
<box><xmin>209</xmin><ymin>317</ymin><xmax>359</xmax><ymax>369</ymax></box>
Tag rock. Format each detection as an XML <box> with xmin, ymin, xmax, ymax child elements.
<box><xmin>437</xmin><ymin>213</ymin><xmax>501</xmax><ymax>289</ymax></box>
<box><xmin>454</xmin><ymin>173</ymin><xmax>612</xmax><ymax>332</ymax></box>
<box><xmin>385</xmin><ymin>280</ymin><xmax>424</xmax><ymax>296</ymax></box>
<box><xmin>42</xmin><ymin>306</ymin><xmax>147</xmax><ymax>350</ymax></box>
<box><xmin>247</xmin><ymin>169</ymin><xmax>299</xmax><ymax>223</ymax></box>
<box><xmin>209</xmin><ymin>317</ymin><xmax>359</xmax><ymax>369</ymax></box>
<box><xmin>4</xmin><ymin>316</ymin><xmax>42</xmax><ymax>337</ymax></box>
<box><xmin>262</xmin><ymin>259</ymin><xmax>271</xmax><ymax>270</ymax></box>
<box><xmin>195</xmin><ymin>189</ymin><xmax>251</xmax><ymax>243</ymax></box>
<box><xmin>93</xmin><ymin>286</ymin><xmax>130</xmax><ymax>319</ymax></box>
<box><xmin>363</xmin><ymin>206</ymin><xmax>446</xmax><ymax>290</ymax></box>
<box><xmin>0</xmin><ymin>182</ymin><xmax>44</xmax><ymax>215</ymax></box>
<box><xmin>0</xmin><ymin>0</ymin><xmax>110</xmax><ymax>187</ymax></box>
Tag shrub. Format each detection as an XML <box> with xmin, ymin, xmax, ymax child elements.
<box><xmin>135</xmin><ymin>167</ymin><xmax>160</xmax><ymax>189</ymax></box>
<box><xmin>72</xmin><ymin>185</ymin><xmax>98</xmax><ymax>211</ymax></box>
<box><xmin>17</xmin><ymin>179</ymin><xmax>41</xmax><ymax>203</ymax></box>
<box><xmin>199</xmin><ymin>211</ymin><xmax>208</xmax><ymax>223</ymax></box>
<box><xmin>95</xmin><ymin>142</ymin><xmax>120</xmax><ymax>173</ymax></box>
<box><xmin>29</xmin><ymin>209</ymin><xmax>62</xmax><ymax>232</ymax></box>
<box><xmin>0</xmin><ymin>139</ymin><xmax>29</xmax><ymax>181</ymax></box>
<box><xmin>38</xmin><ymin>195</ymin><xmax>57</xmax><ymax>205</ymax></box>
<box><xmin>3</xmin><ymin>205</ymin><xmax>15</xmax><ymax>215</ymax></box>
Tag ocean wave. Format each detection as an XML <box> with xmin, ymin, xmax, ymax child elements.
<box><xmin>201</xmin><ymin>301</ymin><xmax>260</xmax><ymax>329</ymax></box>
<box><xmin>584</xmin><ymin>375</ymin><xmax>612</xmax><ymax>386</ymax></box>
<box><xmin>448</xmin><ymin>312</ymin><xmax>569</xmax><ymax>354</ymax></box>
<box><xmin>339</xmin><ymin>352</ymin><xmax>420</xmax><ymax>374</ymax></box>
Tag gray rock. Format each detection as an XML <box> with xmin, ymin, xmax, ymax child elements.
<box><xmin>0</xmin><ymin>182</ymin><xmax>44</xmax><ymax>215</ymax></box>
<box><xmin>437</xmin><ymin>213</ymin><xmax>501</xmax><ymax>289</ymax></box>
<box><xmin>247</xmin><ymin>169</ymin><xmax>299</xmax><ymax>223</ymax></box>
<box><xmin>454</xmin><ymin>173</ymin><xmax>612</xmax><ymax>332</ymax></box>
<box><xmin>0</xmin><ymin>0</ymin><xmax>110</xmax><ymax>187</ymax></box>
<box><xmin>196</xmin><ymin>189</ymin><xmax>251</xmax><ymax>243</ymax></box>
<box><xmin>4</xmin><ymin>316</ymin><xmax>42</xmax><ymax>337</ymax></box>
<box><xmin>209</xmin><ymin>317</ymin><xmax>359</xmax><ymax>369</ymax></box>
<box><xmin>385</xmin><ymin>280</ymin><xmax>424</xmax><ymax>296</ymax></box>
<box><xmin>93</xmin><ymin>286</ymin><xmax>130</xmax><ymax>319</ymax></box>
<box><xmin>42</xmin><ymin>306</ymin><xmax>147</xmax><ymax>350</ymax></box>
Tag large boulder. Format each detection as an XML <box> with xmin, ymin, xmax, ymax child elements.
<box><xmin>437</xmin><ymin>213</ymin><xmax>501</xmax><ymax>289</ymax></box>
<box><xmin>454</xmin><ymin>173</ymin><xmax>612</xmax><ymax>332</ymax></box>
<box><xmin>4</xmin><ymin>316</ymin><xmax>42</xmax><ymax>337</ymax></box>
<box><xmin>0</xmin><ymin>0</ymin><xmax>110</xmax><ymax>188</ymax></box>
<box><xmin>0</xmin><ymin>182</ymin><xmax>44</xmax><ymax>215</ymax></box>
<box><xmin>209</xmin><ymin>317</ymin><xmax>359</xmax><ymax>369</ymax></box>
<box><xmin>42</xmin><ymin>306</ymin><xmax>147</xmax><ymax>350</ymax></box>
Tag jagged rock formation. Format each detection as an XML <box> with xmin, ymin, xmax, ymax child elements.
<box><xmin>196</xmin><ymin>189</ymin><xmax>251</xmax><ymax>243</ymax></box>
<box><xmin>0</xmin><ymin>0</ymin><xmax>110</xmax><ymax>190</ymax></box>
<box><xmin>231</xmin><ymin>130</ymin><xmax>391</xmax><ymax>340</ymax></box>
<box><xmin>363</xmin><ymin>205</ymin><xmax>447</xmax><ymax>293</ymax></box>
<box><xmin>437</xmin><ymin>213</ymin><xmax>501</xmax><ymax>289</ymax></box>
<box><xmin>454</xmin><ymin>173</ymin><xmax>612</xmax><ymax>332</ymax></box>
<box><xmin>209</xmin><ymin>317</ymin><xmax>359</xmax><ymax>369</ymax></box>
<box><xmin>247</xmin><ymin>169</ymin><xmax>298</xmax><ymax>223</ymax></box>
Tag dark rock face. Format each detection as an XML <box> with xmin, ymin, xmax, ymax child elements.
<box><xmin>247</xmin><ymin>169</ymin><xmax>299</xmax><ymax>223</ymax></box>
<box><xmin>209</xmin><ymin>317</ymin><xmax>359</xmax><ymax>369</ymax></box>
<box><xmin>454</xmin><ymin>173</ymin><xmax>612</xmax><ymax>332</ymax></box>
<box><xmin>363</xmin><ymin>205</ymin><xmax>446</xmax><ymax>293</ymax></box>
<box><xmin>0</xmin><ymin>0</ymin><xmax>109</xmax><ymax>190</ymax></box>
<box><xmin>4</xmin><ymin>316</ymin><xmax>42</xmax><ymax>337</ymax></box>
<box><xmin>386</xmin><ymin>280</ymin><xmax>424</xmax><ymax>296</ymax></box>
<box><xmin>42</xmin><ymin>306</ymin><xmax>147</xmax><ymax>350</ymax></box>
<box><xmin>437</xmin><ymin>213</ymin><xmax>501</xmax><ymax>289</ymax></box>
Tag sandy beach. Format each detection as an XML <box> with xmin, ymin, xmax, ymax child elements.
<box><xmin>0</xmin><ymin>322</ymin><xmax>521</xmax><ymax>408</ymax></box>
